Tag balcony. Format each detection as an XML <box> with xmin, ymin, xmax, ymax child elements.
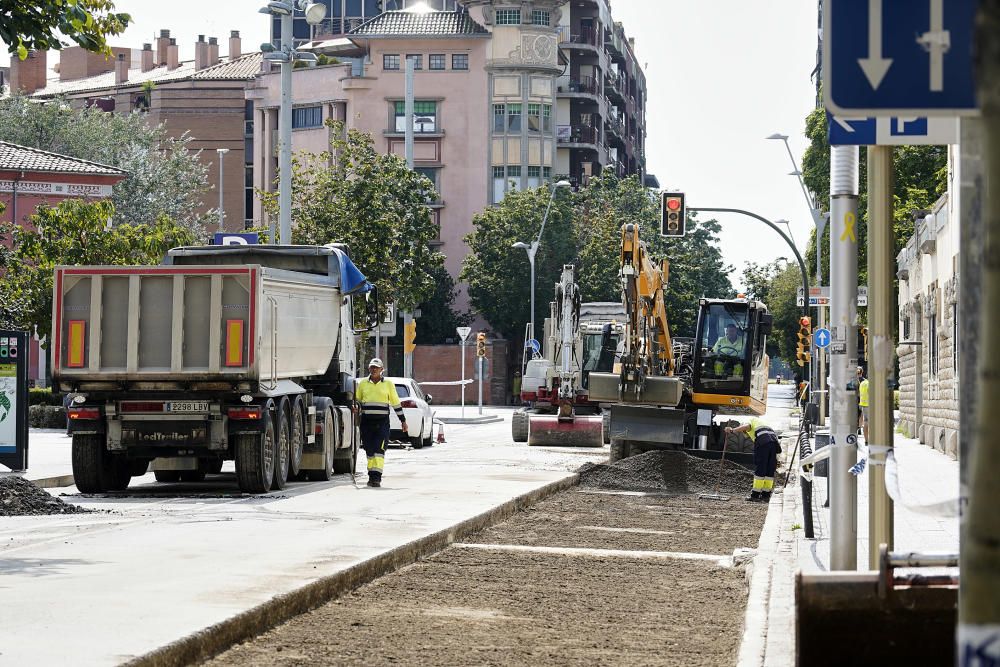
<box><xmin>558</xmin><ymin>75</ymin><xmax>600</xmax><ymax>97</ymax></box>
<box><xmin>557</xmin><ymin>124</ymin><xmax>601</xmax><ymax>148</ymax></box>
<box><xmin>605</xmin><ymin>71</ymin><xmax>625</xmax><ymax>105</ymax></box>
<box><xmin>605</xmin><ymin>114</ymin><xmax>624</xmax><ymax>140</ymax></box>
<box><xmin>562</xmin><ymin>26</ymin><xmax>600</xmax><ymax>50</ymax></box>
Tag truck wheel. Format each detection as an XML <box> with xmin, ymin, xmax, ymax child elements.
<box><xmin>512</xmin><ymin>411</ymin><xmax>529</xmax><ymax>442</ymax></box>
<box><xmin>272</xmin><ymin>402</ymin><xmax>291</xmax><ymax>490</ymax></box>
<box><xmin>72</xmin><ymin>434</ymin><xmax>107</xmax><ymax>493</ymax></box>
<box><xmin>289</xmin><ymin>398</ymin><xmax>305</xmax><ymax>478</ymax></box>
<box><xmin>235</xmin><ymin>407</ymin><xmax>275</xmax><ymax>494</ymax></box>
<box><xmin>333</xmin><ymin>419</ymin><xmax>356</xmax><ymax>475</ymax></box>
<box><xmin>104</xmin><ymin>455</ymin><xmax>132</xmax><ymax>492</ymax></box>
<box><xmin>154</xmin><ymin>471</ymin><xmax>181</xmax><ymax>483</ymax></box>
<box><xmin>308</xmin><ymin>407</ymin><xmax>336</xmax><ymax>481</ymax></box>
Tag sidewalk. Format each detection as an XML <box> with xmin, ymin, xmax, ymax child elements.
<box><xmin>756</xmin><ymin>431</ymin><xmax>960</xmax><ymax>666</ymax></box>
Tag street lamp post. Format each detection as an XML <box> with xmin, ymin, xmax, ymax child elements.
<box><xmin>216</xmin><ymin>148</ymin><xmax>229</xmax><ymax>233</ymax></box>
<box><xmin>259</xmin><ymin>0</ymin><xmax>326</xmax><ymax>245</ymax></box>
<box><xmin>512</xmin><ymin>180</ymin><xmax>571</xmax><ymax>343</ymax></box>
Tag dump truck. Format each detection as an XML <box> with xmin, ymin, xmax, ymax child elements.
<box><xmin>52</xmin><ymin>244</ymin><xmax>378</xmax><ymax>494</ymax></box>
<box><xmin>512</xmin><ymin>267</ymin><xmax>624</xmax><ymax>446</ymax></box>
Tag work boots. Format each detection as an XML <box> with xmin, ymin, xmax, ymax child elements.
<box><xmin>745</xmin><ymin>491</ymin><xmax>762</xmax><ymax>502</ymax></box>
<box><xmin>367</xmin><ymin>479</ymin><xmax>381</xmax><ymax>488</ymax></box>
<box><xmin>760</xmin><ymin>491</ymin><xmax>772</xmax><ymax>503</ymax></box>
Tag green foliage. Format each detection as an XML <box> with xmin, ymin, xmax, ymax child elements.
<box><xmin>800</xmin><ymin>106</ymin><xmax>947</xmax><ymax>289</ymax></box>
<box><xmin>767</xmin><ymin>265</ymin><xmax>804</xmax><ymax>370</ymax></box>
<box><xmin>462</xmin><ymin>175</ymin><xmax>734</xmax><ymax>341</ymax></box>
<box><xmin>29</xmin><ymin>387</ymin><xmax>62</xmax><ymax>406</ymax></box>
<box><xmin>413</xmin><ymin>264</ymin><xmax>472</xmax><ymax>344</ymax></box>
<box><xmin>0</xmin><ymin>200</ymin><xmax>195</xmax><ymax>340</ymax></box>
<box><xmin>0</xmin><ymin>0</ymin><xmax>130</xmax><ymax>59</ymax></box>
<box><xmin>260</xmin><ymin>120</ymin><xmax>445</xmax><ymax>312</ymax></box>
<box><xmin>0</xmin><ymin>94</ymin><xmax>213</xmax><ymax>234</ymax></box>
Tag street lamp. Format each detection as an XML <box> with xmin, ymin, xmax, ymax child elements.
<box><xmin>766</xmin><ymin>133</ymin><xmax>828</xmax><ymax>280</ymax></box>
<box><xmin>259</xmin><ymin>0</ymin><xmax>327</xmax><ymax>245</ymax></box>
<box><xmin>774</xmin><ymin>218</ymin><xmax>796</xmax><ymax>249</ymax></box>
<box><xmin>216</xmin><ymin>148</ymin><xmax>229</xmax><ymax>233</ymax></box>
<box><xmin>512</xmin><ymin>179</ymin><xmax>572</xmax><ymax>344</ymax></box>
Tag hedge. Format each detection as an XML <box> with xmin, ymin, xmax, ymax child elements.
<box><xmin>29</xmin><ymin>388</ymin><xmax>64</xmax><ymax>407</ymax></box>
<box><xmin>28</xmin><ymin>405</ymin><xmax>66</xmax><ymax>429</ymax></box>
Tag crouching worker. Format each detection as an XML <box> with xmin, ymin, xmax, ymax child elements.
<box><xmin>354</xmin><ymin>358</ymin><xmax>407</xmax><ymax>488</ymax></box>
<box><xmin>725</xmin><ymin>417</ymin><xmax>781</xmax><ymax>502</ymax></box>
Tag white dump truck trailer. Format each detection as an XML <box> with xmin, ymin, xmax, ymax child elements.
<box><xmin>52</xmin><ymin>245</ymin><xmax>378</xmax><ymax>494</ymax></box>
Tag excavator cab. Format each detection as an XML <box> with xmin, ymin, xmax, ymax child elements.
<box><xmin>691</xmin><ymin>298</ymin><xmax>772</xmax><ymax>416</ymax></box>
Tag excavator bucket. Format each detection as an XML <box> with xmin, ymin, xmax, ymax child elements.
<box><xmin>527</xmin><ymin>414</ymin><xmax>604</xmax><ymax>447</ymax></box>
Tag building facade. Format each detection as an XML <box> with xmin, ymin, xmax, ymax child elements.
<box><xmin>13</xmin><ymin>33</ymin><xmax>261</xmax><ymax>231</ymax></box>
<box><xmin>555</xmin><ymin>0</ymin><xmax>652</xmax><ymax>187</ymax></box>
<box><xmin>896</xmin><ymin>156</ymin><xmax>960</xmax><ymax>459</ymax></box>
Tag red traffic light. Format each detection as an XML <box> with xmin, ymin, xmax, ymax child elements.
<box><xmin>666</xmin><ymin>197</ymin><xmax>681</xmax><ymax>211</ymax></box>
<box><xmin>799</xmin><ymin>316</ymin><xmax>811</xmax><ymax>328</ymax></box>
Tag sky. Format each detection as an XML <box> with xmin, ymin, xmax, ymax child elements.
<box><xmin>2</xmin><ymin>1</ymin><xmax>820</xmax><ymax>290</ymax></box>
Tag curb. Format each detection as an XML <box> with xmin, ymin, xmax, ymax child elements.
<box><xmin>437</xmin><ymin>416</ymin><xmax>503</xmax><ymax>425</ymax></box>
<box><xmin>736</xmin><ymin>483</ymin><xmax>784</xmax><ymax>667</ymax></box>
<box><xmin>124</xmin><ymin>473</ymin><xmax>581</xmax><ymax>667</ymax></box>
<box><xmin>0</xmin><ymin>472</ymin><xmax>76</xmax><ymax>489</ymax></box>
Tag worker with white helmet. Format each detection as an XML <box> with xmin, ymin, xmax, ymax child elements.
<box><xmin>354</xmin><ymin>358</ymin><xmax>406</xmax><ymax>488</ymax></box>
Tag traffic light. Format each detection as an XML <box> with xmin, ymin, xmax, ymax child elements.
<box><xmin>660</xmin><ymin>192</ymin><xmax>686</xmax><ymax>237</ymax></box>
<box><xmin>403</xmin><ymin>320</ymin><xmax>417</xmax><ymax>354</ymax></box>
<box><xmin>476</xmin><ymin>332</ymin><xmax>487</xmax><ymax>358</ymax></box>
<box><xmin>796</xmin><ymin>316</ymin><xmax>811</xmax><ymax>367</ymax></box>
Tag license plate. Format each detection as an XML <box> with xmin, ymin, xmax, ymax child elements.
<box><xmin>165</xmin><ymin>401</ymin><xmax>209</xmax><ymax>413</ymax></box>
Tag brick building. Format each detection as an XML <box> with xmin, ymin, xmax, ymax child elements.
<box><xmin>0</xmin><ymin>141</ymin><xmax>125</xmax><ymax>385</ymax></box>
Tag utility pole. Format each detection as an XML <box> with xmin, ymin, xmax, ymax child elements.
<box><xmin>816</xmin><ymin>213</ymin><xmax>828</xmax><ymax>425</ymax></box>
<box><xmin>866</xmin><ymin>144</ymin><xmax>894</xmax><ymax>568</ymax></box>
<box><xmin>402</xmin><ymin>57</ymin><xmax>415</xmax><ymax>378</ymax></box>
<box><xmin>960</xmin><ymin>0</ymin><xmax>1000</xmax><ymax>657</ymax></box>
<box><xmin>828</xmin><ymin>144</ymin><xmax>859</xmax><ymax>571</ymax></box>
<box><xmin>278</xmin><ymin>10</ymin><xmax>293</xmax><ymax>245</ymax></box>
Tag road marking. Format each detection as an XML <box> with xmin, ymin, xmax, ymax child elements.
<box><xmin>452</xmin><ymin>542</ymin><xmax>732</xmax><ymax>567</ymax></box>
<box><xmin>576</xmin><ymin>488</ymin><xmax>682</xmax><ymax>498</ymax></box>
<box><xmin>578</xmin><ymin>525</ymin><xmax>676</xmax><ymax>536</ymax></box>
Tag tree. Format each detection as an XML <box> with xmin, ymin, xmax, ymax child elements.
<box><xmin>413</xmin><ymin>264</ymin><xmax>472</xmax><ymax>344</ymax></box>
<box><xmin>0</xmin><ymin>200</ymin><xmax>195</xmax><ymax>340</ymax></box>
<box><xmin>461</xmin><ymin>186</ymin><xmax>577</xmax><ymax>341</ymax></box>
<box><xmin>0</xmin><ymin>0</ymin><xmax>130</xmax><ymax>60</ymax></box>
<box><xmin>0</xmin><ymin>95</ymin><xmax>214</xmax><ymax>234</ymax></box>
<box><xmin>260</xmin><ymin>121</ymin><xmax>444</xmax><ymax>311</ymax></box>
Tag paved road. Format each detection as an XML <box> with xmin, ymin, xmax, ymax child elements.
<box><xmin>0</xmin><ymin>408</ymin><xmax>606</xmax><ymax>666</ymax></box>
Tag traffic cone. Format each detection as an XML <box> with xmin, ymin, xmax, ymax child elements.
<box><xmin>436</xmin><ymin>422</ymin><xmax>446</xmax><ymax>443</ymax></box>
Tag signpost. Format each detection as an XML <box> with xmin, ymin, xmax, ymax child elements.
<box><xmin>0</xmin><ymin>331</ymin><xmax>29</xmax><ymax>472</ymax></box>
<box><xmin>828</xmin><ymin>113</ymin><xmax>959</xmax><ymax>145</ymax></box>
<box><xmin>814</xmin><ymin>328</ymin><xmax>832</xmax><ymax>349</ymax></box>
<box><xmin>456</xmin><ymin>327</ymin><xmax>471</xmax><ymax>418</ymax></box>
<box><xmin>824</xmin><ymin>0</ymin><xmax>978</xmax><ymax>116</ymax></box>
<box><xmin>212</xmin><ymin>232</ymin><xmax>259</xmax><ymax>246</ymax></box>
<box><xmin>798</xmin><ymin>285</ymin><xmax>868</xmax><ymax>307</ymax></box>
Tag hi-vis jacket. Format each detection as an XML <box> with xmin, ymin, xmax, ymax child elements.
<box><xmin>748</xmin><ymin>417</ymin><xmax>776</xmax><ymax>442</ymax></box>
<box><xmin>356</xmin><ymin>377</ymin><xmax>405</xmax><ymax>423</ymax></box>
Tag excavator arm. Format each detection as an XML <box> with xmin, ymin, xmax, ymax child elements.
<box><xmin>620</xmin><ymin>223</ymin><xmax>675</xmax><ymax>382</ymax></box>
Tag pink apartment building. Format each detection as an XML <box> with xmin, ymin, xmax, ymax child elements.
<box><xmin>249</xmin><ymin>2</ymin><xmax>568</xmax><ymax>311</ymax></box>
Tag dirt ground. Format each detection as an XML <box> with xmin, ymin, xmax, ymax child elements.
<box><xmin>205</xmin><ymin>468</ymin><xmax>770</xmax><ymax>667</ymax></box>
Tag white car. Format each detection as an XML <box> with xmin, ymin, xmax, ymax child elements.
<box><xmin>385</xmin><ymin>377</ymin><xmax>436</xmax><ymax>448</ymax></box>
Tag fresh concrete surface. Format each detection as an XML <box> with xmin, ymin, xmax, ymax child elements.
<box><xmin>0</xmin><ymin>407</ymin><xmax>606</xmax><ymax>666</ymax></box>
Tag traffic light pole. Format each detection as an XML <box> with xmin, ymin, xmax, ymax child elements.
<box><xmin>829</xmin><ymin>145</ymin><xmax>859</xmax><ymax>571</ymax></box>
<box><xmin>402</xmin><ymin>58</ymin><xmax>415</xmax><ymax>378</ymax></box>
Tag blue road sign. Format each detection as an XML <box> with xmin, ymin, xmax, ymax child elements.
<box><xmin>814</xmin><ymin>328</ymin><xmax>832</xmax><ymax>349</ymax></box>
<box><xmin>526</xmin><ymin>339</ymin><xmax>541</xmax><ymax>354</ymax></box>
<box><xmin>213</xmin><ymin>232</ymin><xmax>259</xmax><ymax>246</ymax></box>
<box><xmin>824</xmin><ymin>0</ymin><xmax>978</xmax><ymax>115</ymax></box>
<box><xmin>827</xmin><ymin>113</ymin><xmax>958</xmax><ymax>146</ymax></box>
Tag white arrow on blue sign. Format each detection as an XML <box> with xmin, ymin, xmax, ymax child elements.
<box><xmin>814</xmin><ymin>328</ymin><xmax>832</xmax><ymax>349</ymax></box>
<box><xmin>824</xmin><ymin>0</ymin><xmax>978</xmax><ymax>116</ymax></box>
<box><xmin>828</xmin><ymin>113</ymin><xmax>958</xmax><ymax>146</ymax></box>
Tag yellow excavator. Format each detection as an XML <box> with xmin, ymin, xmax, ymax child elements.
<box><xmin>588</xmin><ymin>222</ymin><xmax>772</xmax><ymax>461</ymax></box>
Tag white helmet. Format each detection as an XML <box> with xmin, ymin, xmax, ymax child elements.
<box><xmin>368</xmin><ymin>357</ymin><xmax>384</xmax><ymax>369</ymax></box>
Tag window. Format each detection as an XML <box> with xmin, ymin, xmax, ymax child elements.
<box><xmin>394</xmin><ymin>383</ymin><xmax>411</xmax><ymax>398</ymax></box>
<box><xmin>493</xmin><ymin>104</ymin><xmax>506</xmax><ymax>133</ymax></box>
<box><xmin>698</xmin><ymin>303</ymin><xmax>751</xmax><ymax>392</ymax></box>
<box><xmin>527</xmin><ymin>103</ymin><xmax>541</xmax><ymax>132</ymax></box>
<box><xmin>531</xmin><ymin>9</ymin><xmax>550</xmax><ymax>26</ymax></box>
<box><xmin>543</xmin><ymin>104</ymin><xmax>552</xmax><ymax>132</ymax></box>
<box><xmin>507</xmin><ymin>165</ymin><xmax>522</xmax><ymax>193</ymax></box>
<box><xmin>384</xmin><ymin>54</ymin><xmax>400</xmax><ymax>70</ymax></box>
<box><xmin>245</xmin><ymin>165</ymin><xmax>254</xmax><ymax>228</ymax></box>
<box><xmin>292</xmin><ymin>105</ymin><xmax>322</xmax><ymax>129</ymax></box>
<box><xmin>543</xmin><ymin>166</ymin><xmax>552</xmax><ymax>180</ymax></box>
<box><xmin>492</xmin><ymin>166</ymin><xmax>506</xmax><ymax>203</ymax></box>
<box><xmin>415</xmin><ymin>167</ymin><xmax>440</xmax><ymax>202</ymax></box>
<box><xmin>452</xmin><ymin>53</ymin><xmax>469</xmax><ymax>70</ymax></box>
<box><xmin>394</xmin><ymin>101</ymin><xmax>437</xmax><ymax>133</ymax></box>
<box><xmin>508</xmin><ymin>103</ymin><xmax>522</xmax><ymax>131</ymax></box>
<box><xmin>406</xmin><ymin>54</ymin><xmax>422</xmax><ymax>70</ymax></box>
<box><xmin>429</xmin><ymin>54</ymin><xmax>446</xmax><ymax>70</ymax></box>
<box><xmin>495</xmin><ymin>8</ymin><xmax>521</xmax><ymax>25</ymax></box>
<box><xmin>527</xmin><ymin>166</ymin><xmax>541</xmax><ymax>189</ymax></box>
<box><xmin>928</xmin><ymin>312</ymin><xmax>938</xmax><ymax>379</ymax></box>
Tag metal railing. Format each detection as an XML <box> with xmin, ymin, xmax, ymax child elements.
<box><xmin>557</xmin><ymin>124</ymin><xmax>600</xmax><ymax>145</ymax></box>
<box><xmin>566</xmin><ymin>26</ymin><xmax>598</xmax><ymax>47</ymax></box>
<box><xmin>560</xmin><ymin>75</ymin><xmax>599</xmax><ymax>95</ymax></box>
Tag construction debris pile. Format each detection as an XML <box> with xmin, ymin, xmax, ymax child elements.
<box><xmin>578</xmin><ymin>450</ymin><xmax>753</xmax><ymax>495</ymax></box>
<box><xmin>0</xmin><ymin>477</ymin><xmax>90</xmax><ymax>516</ymax></box>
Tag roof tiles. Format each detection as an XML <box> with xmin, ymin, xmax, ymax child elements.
<box><xmin>0</xmin><ymin>141</ymin><xmax>125</xmax><ymax>176</ymax></box>
<box><xmin>351</xmin><ymin>10</ymin><xmax>489</xmax><ymax>37</ymax></box>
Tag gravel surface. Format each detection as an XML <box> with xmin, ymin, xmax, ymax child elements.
<box><xmin>0</xmin><ymin>477</ymin><xmax>90</xmax><ymax>516</ymax></box>
<box><xmin>578</xmin><ymin>450</ymin><xmax>755</xmax><ymax>495</ymax></box>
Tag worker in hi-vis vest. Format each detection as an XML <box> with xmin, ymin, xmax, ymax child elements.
<box><xmin>354</xmin><ymin>358</ymin><xmax>406</xmax><ymax>488</ymax></box>
<box><xmin>726</xmin><ymin>416</ymin><xmax>781</xmax><ymax>502</ymax></box>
